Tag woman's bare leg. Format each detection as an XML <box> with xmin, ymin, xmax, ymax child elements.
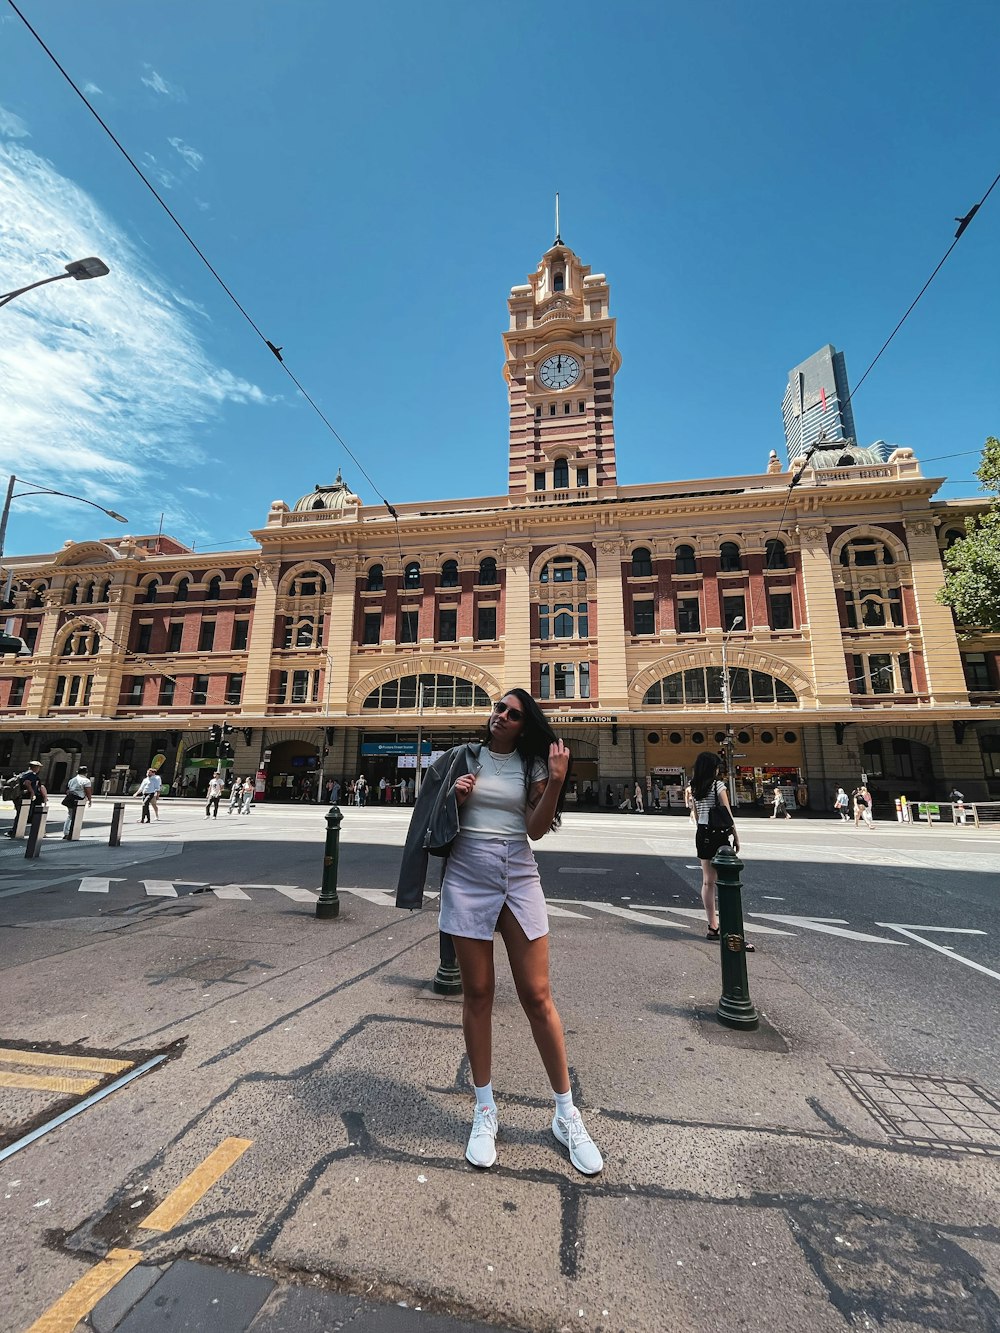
<box><xmin>496</xmin><ymin>907</ymin><xmax>570</xmax><ymax>1093</ymax></box>
<box><xmin>701</xmin><ymin>859</ymin><xmax>718</xmax><ymax>929</ymax></box>
<box><xmin>452</xmin><ymin>936</ymin><xmax>496</xmax><ymax>1088</ymax></box>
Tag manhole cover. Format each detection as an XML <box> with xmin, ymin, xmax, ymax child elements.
<box><xmin>832</xmin><ymin>1067</ymin><xmax>1000</xmax><ymax>1155</ymax></box>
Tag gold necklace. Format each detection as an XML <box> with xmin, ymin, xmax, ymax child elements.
<box><xmin>483</xmin><ymin>746</ymin><xmax>517</xmax><ymax>777</ymax></box>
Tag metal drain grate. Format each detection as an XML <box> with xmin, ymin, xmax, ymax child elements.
<box><xmin>833</xmin><ymin>1067</ymin><xmax>1000</xmax><ymax>1155</ymax></box>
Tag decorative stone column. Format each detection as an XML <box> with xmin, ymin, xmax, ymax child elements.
<box><xmin>502</xmin><ymin>543</ymin><xmax>531</xmax><ymax>689</ymax></box>
<box><xmin>796</xmin><ymin>523</ymin><xmax>850</xmax><ymax>706</ymax></box>
<box><xmin>87</xmin><ymin>582</ymin><xmax>133</xmax><ymax>715</ymax></box>
<box><xmin>904</xmin><ymin>518</ymin><xmax>969</xmax><ymax>704</ymax></box>
<box><xmin>325</xmin><ymin>556</ymin><xmax>359</xmax><ymax>712</ymax></box>
<box><xmin>242</xmin><ymin>559</ymin><xmax>280</xmax><ymax>713</ymax></box>
<box><xmin>595</xmin><ymin>537</ymin><xmax>629</xmax><ymax>709</ymax></box>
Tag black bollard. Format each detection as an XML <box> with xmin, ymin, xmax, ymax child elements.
<box><xmin>109</xmin><ymin>801</ymin><xmax>125</xmax><ymax>847</ymax></box>
<box><xmin>714</xmin><ymin>845</ymin><xmax>759</xmax><ymax>1030</ymax></box>
<box><xmin>433</xmin><ymin>931</ymin><xmax>462</xmax><ymax>995</ymax></box>
<box><xmin>316</xmin><ymin>804</ymin><xmax>342</xmax><ymax>919</ymax></box>
<box><xmin>24</xmin><ymin>805</ymin><xmax>47</xmax><ymax>859</ymax></box>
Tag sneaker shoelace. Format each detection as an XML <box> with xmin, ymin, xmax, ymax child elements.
<box><xmin>472</xmin><ymin>1105</ymin><xmax>497</xmax><ymax>1137</ymax></box>
<box><xmin>565</xmin><ymin>1112</ymin><xmax>593</xmax><ymax>1149</ymax></box>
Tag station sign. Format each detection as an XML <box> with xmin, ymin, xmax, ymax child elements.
<box><xmin>546</xmin><ymin>714</ymin><xmax>618</xmax><ymax>724</ymax></box>
<box><xmin>361</xmin><ymin>740</ymin><xmax>433</xmax><ymax>756</ymax></box>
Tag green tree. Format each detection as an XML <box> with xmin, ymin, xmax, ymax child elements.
<box><xmin>938</xmin><ymin>436</ymin><xmax>1000</xmax><ymax>631</ymax></box>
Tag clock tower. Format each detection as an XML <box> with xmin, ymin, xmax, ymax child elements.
<box><xmin>503</xmin><ymin>240</ymin><xmax>622</xmax><ymax>500</ymax></box>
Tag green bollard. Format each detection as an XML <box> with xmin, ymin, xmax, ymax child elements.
<box><xmin>433</xmin><ymin>931</ymin><xmax>462</xmax><ymax>995</ymax></box>
<box><xmin>315</xmin><ymin>804</ymin><xmax>342</xmax><ymax>919</ymax></box>
<box><xmin>713</xmin><ymin>845</ymin><xmax>759</xmax><ymax>1030</ymax></box>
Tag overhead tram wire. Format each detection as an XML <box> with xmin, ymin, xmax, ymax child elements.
<box><xmin>8</xmin><ymin>0</ymin><xmax>403</xmax><ymax>558</ymax></box>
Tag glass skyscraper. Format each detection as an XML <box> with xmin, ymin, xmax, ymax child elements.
<box><xmin>782</xmin><ymin>344</ymin><xmax>857</xmax><ymax>464</ymax></box>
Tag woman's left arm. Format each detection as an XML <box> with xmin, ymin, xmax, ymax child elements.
<box><xmin>526</xmin><ymin>740</ymin><xmax>569</xmax><ymax>840</ymax></box>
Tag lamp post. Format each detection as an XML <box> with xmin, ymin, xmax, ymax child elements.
<box><xmin>720</xmin><ymin>614</ymin><xmax>744</xmax><ymax>807</ymax></box>
<box><xmin>0</xmin><ymin>257</ymin><xmax>110</xmax><ymax>310</ymax></box>
<box><xmin>0</xmin><ymin>475</ymin><xmax>127</xmax><ymax>647</ymax></box>
<box><xmin>317</xmin><ymin>652</ymin><xmax>335</xmax><ymax>801</ymax></box>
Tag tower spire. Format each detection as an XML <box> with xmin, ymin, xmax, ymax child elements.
<box><xmin>554</xmin><ymin>191</ymin><xmax>561</xmax><ymax>245</ymax></box>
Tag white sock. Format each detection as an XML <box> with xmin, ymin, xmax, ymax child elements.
<box><xmin>554</xmin><ymin>1089</ymin><xmax>575</xmax><ymax>1120</ymax></box>
<box><xmin>474</xmin><ymin>1081</ymin><xmax>496</xmax><ymax>1112</ymax></box>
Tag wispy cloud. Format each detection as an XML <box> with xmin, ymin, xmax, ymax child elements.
<box><xmin>168</xmin><ymin>136</ymin><xmax>203</xmax><ymax>171</ymax></box>
<box><xmin>141</xmin><ymin>151</ymin><xmax>179</xmax><ymax>190</ymax></box>
<box><xmin>0</xmin><ymin>104</ymin><xmax>272</xmax><ymax>544</ymax></box>
<box><xmin>140</xmin><ymin>65</ymin><xmax>185</xmax><ymax>101</ymax></box>
<box><xmin>181</xmin><ymin>486</ymin><xmax>214</xmax><ymax>499</ymax></box>
<box><xmin>83</xmin><ymin>82</ymin><xmax>103</xmax><ymax>97</ymax></box>
<box><xmin>0</xmin><ymin>106</ymin><xmax>29</xmax><ymax>138</ymax></box>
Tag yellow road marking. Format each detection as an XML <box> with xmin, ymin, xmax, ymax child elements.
<box><xmin>0</xmin><ymin>1046</ymin><xmax>133</xmax><ymax>1075</ymax></box>
<box><xmin>0</xmin><ymin>1070</ymin><xmax>100</xmax><ymax>1095</ymax></box>
<box><xmin>140</xmin><ymin>1136</ymin><xmax>253</xmax><ymax>1232</ymax></box>
<box><xmin>25</xmin><ymin>1247</ymin><xmax>142</xmax><ymax>1333</ymax></box>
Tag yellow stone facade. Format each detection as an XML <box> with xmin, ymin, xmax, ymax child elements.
<box><xmin>1</xmin><ymin>243</ymin><xmax>998</xmax><ymax>806</ymax></box>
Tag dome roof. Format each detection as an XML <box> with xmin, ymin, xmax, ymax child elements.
<box><xmin>292</xmin><ymin>469</ymin><xmax>360</xmax><ymax>514</ymax></box>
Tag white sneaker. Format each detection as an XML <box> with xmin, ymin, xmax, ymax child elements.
<box><xmin>466</xmin><ymin>1104</ymin><xmax>498</xmax><ymax>1168</ymax></box>
<box><xmin>552</xmin><ymin>1110</ymin><xmax>603</xmax><ymax>1175</ymax></box>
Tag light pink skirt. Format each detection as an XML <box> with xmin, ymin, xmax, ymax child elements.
<box><xmin>439</xmin><ymin>833</ymin><xmax>549</xmax><ymax>941</ymax></box>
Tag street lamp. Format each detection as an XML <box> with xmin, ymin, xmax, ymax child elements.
<box><xmin>720</xmin><ymin>614</ymin><xmax>745</xmax><ymax>806</ymax></box>
<box><xmin>0</xmin><ymin>257</ymin><xmax>110</xmax><ymax>310</ymax></box>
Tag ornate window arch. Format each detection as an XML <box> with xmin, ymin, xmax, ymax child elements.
<box><xmin>57</xmin><ymin>620</ymin><xmax>101</xmax><ymax>658</ymax></box>
<box><xmin>277</xmin><ymin>564</ymin><xmax>331</xmax><ymax>598</ymax></box>
<box><xmin>630</xmin><ymin>649</ymin><xmax>809</xmax><ymax>709</ymax></box>
<box><xmin>530</xmin><ymin>545</ymin><xmax>596</xmax><ymax>584</ymax></box>
<box><xmin>532</xmin><ymin>546</ymin><xmax>594</xmax><ymax>643</ymax></box>
<box><xmin>764</xmin><ymin>539</ymin><xmax>788</xmax><ymax>570</ymax></box>
<box><xmin>142</xmin><ymin>577</ymin><xmax>160</xmax><ymax>603</ymax></box>
<box><xmin>28</xmin><ymin>581</ymin><xmax>47</xmax><ymax>608</ymax></box>
<box><xmin>553</xmin><ymin>457</ymin><xmax>570</xmax><ymax>489</ymax></box>
<box><xmin>833</xmin><ymin>527</ymin><xmax>910</xmax><ymax>632</ymax></box>
<box><xmin>674</xmin><ymin>544</ymin><xmax>697</xmax><ymax>574</ymax></box>
<box><xmin>204</xmin><ymin>573</ymin><xmax>224</xmax><ymax>601</ymax></box>
<box><xmin>236</xmin><ymin>570</ymin><xmax>257</xmax><ymax>599</ymax></box>
<box><xmin>478</xmin><ymin>556</ymin><xmax>498</xmax><ymax>586</ymax></box>
<box><xmin>403</xmin><ymin>561</ymin><xmax>421</xmax><ymax>589</ymax></box>
<box><xmin>630</xmin><ymin>546</ymin><xmax>653</xmax><ymax>577</ymax></box>
<box><xmin>719</xmin><ymin>541</ymin><xmax>742</xmax><ymax>572</ymax></box>
<box><xmin>366</xmin><ymin>563</ymin><xmax>385</xmax><ymax>591</ymax></box>
<box><xmin>440</xmin><ymin>558</ymin><xmax>459</xmax><ymax>588</ymax></box>
<box><xmin>171</xmin><ymin>574</ymin><xmax>192</xmax><ymax>601</ymax></box>
<box><xmin>349</xmin><ymin>657</ymin><xmax>501</xmax><ymax>714</ymax></box>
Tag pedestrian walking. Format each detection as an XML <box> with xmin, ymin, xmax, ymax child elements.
<box><xmin>205</xmin><ymin>772</ymin><xmax>223</xmax><ymax>818</ymax></box>
<box><xmin>240</xmin><ymin>780</ymin><xmax>254</xmax><ymax>814</ymax></box>
<box><xmin>405</xmin><ymin>776</ymin><xmax>415</xmax><ymax>805</ymax></box>
<box><xmin>688</xmin><ymin>750</ymin><xmax>754</xmax><ymax>949</ymax></box>
<box><xmin>949</xmin><ymin>788</ymin><xmax>967</xmax><ymax>825</ymax></box>
<box><xmin>330</xmin><ymin>778</ymin><xmax>341</xmax><ymax>804</ymax></box>
<box><xmin>633</xmin><ymin>780</ymin><xmax>644</xmax><ymax>814</ymax></box>
<box><xmin>62</xmin><ymin>765</ymin><xmax>93</xmax><ymax>836</ymax></box>
<box><xmin>833</xmin><ymin>787</ymin><xmax>849</xmax><ymax>821</ymax></box>
<box><xmin>5</xmin><ymin>761</ymin><xmax>46</xmax><ymax>837</ymax></box>
<box><xmin>770</xmin><ymin>786</ymin><xmax>791</xmax><ymax>820</ymax></box>
<box><xmin>137</xmin><ymin>768</ymin><xmax>162</xmax><ymax>823</ymax></box>
<box><xmin>853</xmin><ymin>785</ymin><xmax>874</xmax><ymax>828</ymax></box>
<box><xmin>228</xmin><ymin>778</ymin><xmax>244</xmax><ymax>814</ymax></box>
<box><xmin>396</xmin><ymin>689</ymin><xmax>603</xmax><ymax>1177</ymax></box>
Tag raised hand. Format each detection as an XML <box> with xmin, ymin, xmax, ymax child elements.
<box><xmin>547</xmin><ymin>739</ymin><xmax>570</xmax><ymax>786</ymax></box>
<box><xmin>454</xmin><ymin>773</ymin><xmax>477</xmax><ymax>807</ymax></box>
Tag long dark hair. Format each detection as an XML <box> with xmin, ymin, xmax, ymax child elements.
<box><xmin>480</xmin><ymin>687</ymin><xmax>572</xmax><ymax>829</ymax></box>
<box><xmin>690</xmin><ymin>750</ymin><xmax>721</xmax><ymax>802</ymax></box>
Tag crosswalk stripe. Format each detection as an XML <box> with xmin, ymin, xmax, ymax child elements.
<box><xmin>274</xmin><ymin>886</ymin><xmax>318</xmax><ymax>902</ymax></box>
<box><xmin>211</xmin><ymin>885</ymin><xmax>252</xmax><ymax>900</ymax></box>
<box><xmin>141</xmin><ymin>880</ymin><xmax>178</xmax><ymax>897</ymax></box>
<box><xmin>553</xmin><ymin>900</ymin><xmax>690</xmax><ymax>930</ymax></box>
<box><xmin>636</xmin><ymin>905</ymin><xmax>794</xmax><ymax>936</ymax></box>
<box><xmin>0</xmin><ymin>1047</ymin><xmax>133</xmax><ymax>1074</ymax></box>
<box><xmin>545</xmin><ymin>903</ymin><xmax>592</xmax><ymax>919</ymax></box>
<box><xmin>79</xmin><ymin>877</ymin><xmax>124</xmax><ymax>894</ymax></box>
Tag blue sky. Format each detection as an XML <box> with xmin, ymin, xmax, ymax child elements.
<box><xmin>1</xmin><ymin>0</ymin><xmax>997</xmax><ymax>558</ymax></box>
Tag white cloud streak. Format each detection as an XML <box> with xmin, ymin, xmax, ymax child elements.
<box><xmin>168</xmin><ymin>137</ymin><xmax>203</xmax><ymax>171</ymax></box>
<box><xmin>0</xmin><ymin>106</ymin><xmax>29</xmax><ymax>138</ymax></box>
<box><xmin>140</xmin><ymin>66</ymin><xmax>185</xmax><ymax>100</ymax></box>
<box><xmin>82</xmin><ymin>82</ymin><xmax>103</xmax><ymax>97</ymax></box>
<box><xmin>0</xmin><ymin>105</ymin><xmax>272</xmax><ymax>544</ymax></box>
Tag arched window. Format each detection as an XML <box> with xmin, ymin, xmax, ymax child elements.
<box><xmin>82</xmin><ymin>582</ymin><xmax>95</xmax><ymax>604</ymax></box>
<box><xmin>290</xmin><ymin>570</ymin><xmax>323</xmax><ymax>598</ymax></box>
<box><xmin>362</xmin><ymin>673</ymin><xmax>491</xmax><ymax>711</ymax></box>
<box><xmin>65</xmin><ymin>582</ymin><xmax>79</xmax><ymax>606</ymax></box>
<box><xmin>28</xmin><ymin>583</ymin><xmax>46</xmax><ymax>609</ymax></box>
<box><xmin>553</xmin><ymin>458</ymin><xmax>570</xmax><ymax>489</ymax></box>
<box><xmin>765</xmin><ymin>539</ymin><xmax>788</xmax><ymax>570</ymax></box>
<box><xmin>206</xmin><ymin>575</ymin><xmax>222</xmax><ymax>600</ymax></box>
<box><xmin>440</xmin><ymin>559</ymin><xmax>459</xmax><ymax>588</ymax></box>
<box><xmin>96</xmin><ymin>581</ymin><xmax>111</xmax><ymax>603</ymax></box>
<box><xmin>674</xmin><ymin>545</ymin><xmax>697</xmax><ymax>575</ymax></box>
<box><xmin>239</xmin><ymin>574</ymin><xmax>255</xmax><ymax>599</ymax></box>
<box><xmin>284</xmin><ymin>615</ymin><xmax>321</xmax><ymax>649</ymax></box>
<box><xmin>553</xmin><ymin>270</ymin><xmax>565</xmax><ymax>292</ymax></box>
<box><xmin>631</xmin><ymin>547</ymin><xmax>653</xmax><ymax>578</ymax></box>
<box><xmin>175</xmin><ymin>577</ymin><xmax>190</xmax><ymax>602</ymax></box>
<box><xmin>366</xmin><ymin>564</ymin><xmax>384</xmax><ymax>592</ymax></box>
<box><xmin>478</xmin><ymin>557</ymin><xmax>497</xmax><ymax>585</ymax></box>
<box><xmin>144</xmin><ymin>579</ymin><xmax>160</xmax><ymax>603</ymax></box>
<box><xmin>839</xmin><ymin>536</ymin><xmax>894</xmax><ymax>568</ymax></box>
<box><xmin>404</xmin><ymin>562</ymin><xmax>421</xmax><ymax>589</ymax></box>
<box><xmin>943</xmin><ymin>528</ymin><xmax>964</xmax><ymax>550</ymax></box>
<box><xmin>61</xmin><ymin>627</ymin><xmax>100</xmax><ymax>658</ymax></box>
<box><xmin>539</xmin><ymin>555</ymin><xmax>587</xmax><ymax>584</ymax></box>
<box><xmin>643</xmin><ymin>667</ymin><xmax>797</xmax><ymax>707</ymax></box>
<box><xmin>719</xmin><ymin>542</ymin><xmax>742</xmax><ymax>572</ymax></box>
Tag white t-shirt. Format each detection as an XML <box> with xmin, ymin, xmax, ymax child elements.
<box><xmin>460</xmin><ymin>750</ymin><xmax>548</xmax><ymax>839</ymax></box>
<box><xmin>139</xmin><ymin>774</ymin><xmax>162</xmax><ymax>795</ymax></box>
<box><xmin>67</xmin><ymin>774</ymin><xmax>92</xmax><ymax>801</ymax></box>
<box><xmin>207</xmin><ymin>778</ymin><xmax>223</xmax><ymax>798</ymax></box>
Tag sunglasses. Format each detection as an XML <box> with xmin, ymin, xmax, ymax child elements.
<box><xmin>492</xmin><ymin>700</ymin><xmax>524</xmax><ymax>723</ymax></box>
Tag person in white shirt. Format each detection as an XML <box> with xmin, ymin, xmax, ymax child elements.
<box><xmin>63</xmin><ymin>766</ymin><xmax>93</xmax><ymax>836</ymax></box>
<box><xmin>137</xmin><ymin>769</ymin><xmax>162</xmax><ymax>823</ymax></box>
<box><xmin>205</xmin><ymin>773</ymin><xmax>224</xmax><ymax>818</ymax></box>
<box><xmin>240</xmin><ymin>779</ymin><xmax>255</xmax><ymax>814</ymax></box>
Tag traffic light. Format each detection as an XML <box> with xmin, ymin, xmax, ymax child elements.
<box><xmin>220</xmin><ymin>743</ymin><xmax>234</xmax><ymax>759</ymax></box>
<box><xmin>221</xmin><ymin>723</ymin><xmax>235</xmax><ymax>737</ymax></box>
<box><xmin>210</xmin><ymin>723</ymin><xmax>223</xmax><ymax>744</ymax></box>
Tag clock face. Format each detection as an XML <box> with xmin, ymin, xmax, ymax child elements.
<box><xmin>538</xmin><ymin>352</ymin><xmax>581</xmax><ymax>390</ymax></box>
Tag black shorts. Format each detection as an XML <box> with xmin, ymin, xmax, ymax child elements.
<box><xmin>695</xmin><ymin>825</ymin><xmax>733</xmax><ymax>861</ymax></box>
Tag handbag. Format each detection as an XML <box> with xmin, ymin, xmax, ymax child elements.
<box><xmin>707</xmin><ymin>782</ymin><xmax>734</xmax><ymax>834</ymax></box>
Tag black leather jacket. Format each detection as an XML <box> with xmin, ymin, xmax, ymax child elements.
<box><xmin>395</xmin><ymin>743</ymin><xmax>483</xmax><ymax>910</ymax></box>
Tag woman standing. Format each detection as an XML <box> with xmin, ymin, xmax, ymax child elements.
<box><xmin>688</xmin><ymin>751</ymin><xmax>753</xmax><ymax>948</ymax></box>
<box><xmin>398</xmin><ymin>689</ymin><xmax>603</xmax><ymax>1176</ymax></box>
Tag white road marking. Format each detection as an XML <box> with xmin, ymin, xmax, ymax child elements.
<box><xmin>634</xmin><ymin>906</ymin><xmax>793</xmax><ymax>936</ymax></box>
<box><xmin>877</xmin><ymin>924</ymin><xmax>1000</xmax><ymax>981</ymax></box>
<box><xmin>748</xmin><ymin>914</ymin><xmax>906</xmax><ymax>944</ymax></box>
<box><xmin>554</xmin><ymin>900</ymin><xmax>689</xmax><ymax>930</ymax></box>
<box><xmin>545</xmin><ymin>903</ymin><xmax>593</xmax><ymax>919</ymax></box>
<box><xmin>142</xmin><ymin>880</ymin><xmax>179</xmax><ymax>897</ymax></box>
<box><xmin>274</xmin><ymin>886</ymin><xmax>319</xmax><ymax>902</ymax></box>
<box><xmin>558</xmin><ymin>867</ymin><xmax>610</xmax><ymax>874</ymax></box>
<box><xmin>762</xmin><ymin>895</ymin><xmax>785</xmax><ymax>900</ymax></box>
<box><xmin>211</xmin><ymin>885</ymin><xmax>252</xmax><ymax>900</ymax></box>
<box><xmin>340</xmin><ymin>887</ymin><xmax>398</xmax><ymax>906</ymax></box>
<box><xmin>79</xmin><ymin>877</ymin><xmax>125</xmax><ymax>894</ymax></box>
